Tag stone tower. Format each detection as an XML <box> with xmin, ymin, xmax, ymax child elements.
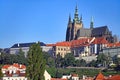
<box><xmin>66</xmin><ymin>5</ymin><xmax>83</xmax><ymax>41</ymax></box>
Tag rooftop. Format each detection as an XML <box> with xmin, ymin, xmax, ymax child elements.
<box><xmin>11</xmin><ymin>42</ymin><xmax>46</xmax><ymax>48</ymax></box>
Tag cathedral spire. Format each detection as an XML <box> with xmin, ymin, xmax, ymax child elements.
<box><xmin>80</xmin><ymin>14</ymin><xmax>82</xmax><ymax>23</ymax></box>
<box><xmin>74</xmin><ymin>5</ymin><xmax>79</xmax><ymax>22</ymax></box>
<box><xmin>90</xmin><ymin>16</ymin><xmax>94</xmax><ymax>29</ymax></box>
<box><xmin>68</xmin><ymin>14</ymin><xmax>72</xmax><ymax>23</ymax></box>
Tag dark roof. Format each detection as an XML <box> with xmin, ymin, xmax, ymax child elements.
<box><xmin>77</xmin><ymin>28</ymin><xmax>91</xmax><ymax>37</ymax></box>
<box><xmin>11</xmin><ymin>42</ymin><xmax>46</xmax><ymax>48</ymax></box>
<box><xmin>92</xmin><ymin>26</ymin><xmax>109</xmax><ymax>36</ymax></box>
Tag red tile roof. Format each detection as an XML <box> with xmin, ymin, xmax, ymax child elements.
<box><xmin>94</xmin><ymin>72</ymin><xmax>104</xmax><ymax>80</ymax></box>
<box><xmin>71</xmin><ymin>37</ymin><xmax>108</xmax><ymax>47</ymax></box>
<box><xmin>2</xmin><ymin>63</ymin><xmax>26</xmax><ymax>77</ymax></box>
<box><xmin>47</xmin><ymin>37</ymin><xmax>108</xmax><ymax>48</ymax></box>
<box><xmin>55</xmin><ymin>41</ymin><xmax>71</xmax><ymax>47</ymax></box>
<box><xmin>2</xmin><ymin>63</ymin><xmax>26</xmax><ymax>69</ymax></box>
<box><xmin>106</xmin><ymin>75</ymin><xmax>120</xmax><ymax>80</ymax></box>
<box><xmin>2</xmin><ymin>65</ymin><xmax>10</xmax><ymax>69</ymax></box>
<box><xmin>92</xmin><ymin>37</ymin><xmax>108</xmax><ymax>44</ymax></box>
<box><xmin>47</xmin><ymin>42</ymin><xmax>71</xmax><ymax>47</ymax></box>
<box><xmin>71</xmin><ymin>73</ymin><xmax>78</xmax><ymax>77</ymax></box>
<box><xmin>71</xmin><ymin>38</ymin><xmax>88</xmax><ymax>47</ymax></box>
<box><xmin>107</xmin><ymin>42</ymin><xmax>120</xmax><ymax>47</ymax></box>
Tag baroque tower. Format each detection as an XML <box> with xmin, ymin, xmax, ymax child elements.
<box><xmin>66</xmin><ymin>5</ymin><xmax>83</xmax><ymax>41</ymax></box>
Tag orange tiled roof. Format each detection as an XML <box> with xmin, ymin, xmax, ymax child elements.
<box><xmin>2</xmin><ymin>63</ymin><xmax>26</xmax><ymax>69</ymax></box>
<box><xmin>2</xmin><ymin>65</ymin><xmax>10</xmax><ymax>69</ymax></box>
<box><xmin>71</xmin><ymin>37</ymin><xmax>108</xmax><ymax>48</ymax></box>
<box><xmin>47</xmin><ymin>41</ymin><xmax>71</xmax><ymax>47</ymax></box>
<box><xmin>92</xmin><ymin>37</ymin><xmax>108</xmax><ymax>44</ymax></box>
<box><xmin>107</xmin><ymin>75</ymin><xmax>120</xmax><ymax>80</ymax></box>
<box><xmin>95</xmin><ymin>72</ymin><xmax>104</xmax><ymax>80</ymax></box>
<box><xmin>13</xmin><ymin>63</ymin><xmax>26</xmax><ymax>69</ymax></box>
<box><xmin>71</xmin><ymin>73</ymin><xmax>78</xmax><ymax>77</ymax></box>
<box><xmin>51</xmin><ymin>78</ymin><xmax>68</xmax><ymax>80</ymax></box>
<box><xmin>55</xmin><ymin>41</ymin><xmax>71</xmax><ymax>47</ymax></box>
<box><xmin>47</xmin><ymin>37</ymin><xmax>108</xmax><ymax>48</ymax></box>
<box><xmin>107</xmin><ymin>42</ymin><xmax>120</xmax><ymax>47</ymax></box>
<box><xmin>71</xmin><ymin>38</ymin><xmax>91</xmax><ymax>47</ymax></box>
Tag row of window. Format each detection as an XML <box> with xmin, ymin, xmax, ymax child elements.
<box><xmin>3</xmin><ymin>78</ymin><xmax>26</xmax><ymax>80</ymax></box>
<box><xmin>57</xmin><ymin>47</ymin><xmax>69</xmax><ymax>51</ymax></box>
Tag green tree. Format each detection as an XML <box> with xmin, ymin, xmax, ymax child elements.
<box><xmin>113</xmin><ymin>55</ymin><xmax>120</xmax><ymax>65</ymax></box>
<box><xmin>113</xmin><ymin>55</ymin><xmax>120</xmax><ymax>71</ymax></box>
<box><xmin>75</xmin><ymin>59</ymin><xmax>86</xmax><ymax>67</ymax></box>
<box><xmin>56</xmin><ymin>54</ymin><xmax>63</xmax><ymax>68</ymax></box>
<box><xmin>47</xmin><ymin>57</ymin><xmax>55</xmax><ymax>67</ymax></box>
<box><xmin>64</xmin><ymin>53</ymin><xmax>75</xmax><ymax>67</ymax></box>
<box><xmin>43</xmin><ymin>52</ymin><xmax>55</xmax><ymax>67</ymax></box>
<box><xmin>0</xmin><ymin>65</ymin><xmax>3</xmax><ymax>78</ymax></box>
<box><xmin>88</xmin><ymin>60</ymin><xmax>96</xmax><ymax>67</ymax></box>
<box><xmin>27</xmin><ymin>43</ymin><xmax>46</xmax><ymax>80</ymax></box>
<box><xmin>96</xmin><ymin>53</ymin><xmax>108</xmax><ymax>67</ymax></box>
<box><xmin>17</xmin><ymin>49</ymin><xmax>27</xmax><ymax>65</ymax></box>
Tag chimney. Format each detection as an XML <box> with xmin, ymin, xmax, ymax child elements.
<box><xmin>18</xmin><ymin>43</ymin><xmax>19</xmax><ymax>47</ymax></box>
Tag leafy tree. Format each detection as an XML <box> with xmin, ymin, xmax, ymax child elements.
<box><xmin>75</xmin><ymin>59</ymin><xmax>86</xmax><ymax>67</ymax></box>
<box><xmin>0</xmin><ymin>65</ymin><xmax>3</xmax><ymax>78</ymax></box>
<box><xmin>96</xmin><ymin>53</ymin><xmax>109</xmax><ymax>67</ymax></box>
<box><xmin>64</xmin><ymin>53</ymin><xmax>75</xmax><ymax>67</ymax></box>
<box><xmin>46</xmin><ymin>66</ymin><xmax>57</xmax><ymax>78</ymax></box>
<box><xmin>88</xmin><ymin>60</ymin><xmax>96</xmax><ymax>67</ymax></box>
<box><xmin>3</xmin><ymin>53</ymin><xmax>13</xmax><ymax>64</ymax></box>
<box><xmin>56</xmin><ymin>54</ymin><xmax>63</xmax><ymax>68</ymax></box>
<box><xmin>17</xmin><ymin>49</ymin><xmax>27</xmax><ymax>65</ymax></box>
<box><xmin>0</xmin><ymin>51</ymin><xmax>27</xmax><ymax>65</ymax></box>
<box><xmin>113</xmin><ymin>55</ymin><xmax>120</xmax><ymax>71</ymax></box>
<box><xmin>113</xmin><ymin>55</ymin><xmax>120</xmax><ymax>65</ymax></box>
<box><xmin>0</xmin><ymin>52</ymin><xmax>4</xmax><ymax>64</ymax></box>
<box><xmin>75</xmin><ymin>60</ymin><xmax>81</xmax><ymax>67</ymax></box>
<box><xmin>47</xmin><ymin>57</ymin><xmax>55</xmax><ymax>67</ymax></box>
<box><xmin>43</xmin><ymin>52</ymin><xmax>55</xmax><ymax>67</ymax></box>
<box><xmin>80</xmin><ymin>59</ymin><xmax>86</xmax><ymax>67</ymax></box>
<box><xmin>0</xmin><ymin>52</ymin><xmax>13</xmax><ymax>64</ymax></box>
<box><xmin>27</xmin><ymin>43</ymin><xmax>46</xmax><ymax>80</ymax></box>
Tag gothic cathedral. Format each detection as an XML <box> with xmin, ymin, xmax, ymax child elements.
<box><xmin>66</xmin><ymin>6</ymin><xmax>115</xmax><ymax>43</ymax></box>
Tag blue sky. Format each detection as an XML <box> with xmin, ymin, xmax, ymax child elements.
<box><xmin>0</xmin><ymin>0</ymin><xmax>120</xmax><ymax>48</ymax></box>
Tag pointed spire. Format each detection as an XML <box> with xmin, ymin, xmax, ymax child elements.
<box><xmin>75</xmin><ymin>5</ymin><xmax>78</xmax><ymax>14</ymax></box>
<box><xmin>80</xmin><ymin>14</ymin><xmax>82</xmax><ymax>23</ymax></box>
<box><xmin>90</xmin><ymin>16</ymin><xmax>94</xmax><ymax>29</ymax></box>
<box><xmin>68</xmin><ymin>14</ymin><xmax>72</xmax><ymax>23</ymax></box>
<box><xmin>74</xmin><ymin>5</ymin><xmax>79</xmax><ymax>22</ymax></box>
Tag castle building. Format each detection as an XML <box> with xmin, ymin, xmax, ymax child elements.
<box><xmin>66</xmin><ymin>6</ymin><xmax>114</xmax><ymax>43</ymax></box>
<box><xmin>52</xmin><ymin>42</ymin><xmax>71</xmax><ymax>58</ymax></box>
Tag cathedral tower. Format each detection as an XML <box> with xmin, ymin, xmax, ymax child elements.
<box><xmin>66</xmin><ymin>5</ymin><xmax>83</xmax><ymax>41</ymax></box>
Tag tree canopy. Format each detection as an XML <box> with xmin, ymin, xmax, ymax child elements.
<box><xmin>27</xmin><ymin>43</ymin><xmax>46</xmax><ymax>80</ymax></box>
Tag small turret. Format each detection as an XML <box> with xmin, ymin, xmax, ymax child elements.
<box><xmin>90</xmin><ymin>16</ymin><xmax>94</xmax><ymax>29</ymax></box>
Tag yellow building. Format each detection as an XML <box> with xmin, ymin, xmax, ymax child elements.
<box><xmin>53</xmin><ymin>42</ymin><xmax>71</xmax><ymax>58</ymax></box>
